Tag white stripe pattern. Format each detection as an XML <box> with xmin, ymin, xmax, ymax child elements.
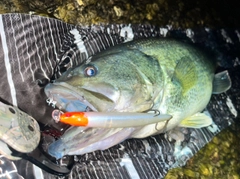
<box><xmin>0</xmin><ymin>16</ymin><xmax>17</xmax><ymax>106</ymax></box>
<box><xmin>70</xmin><ymin>28</ymin><xmax>89</xmax><ymax>58</ymax></box>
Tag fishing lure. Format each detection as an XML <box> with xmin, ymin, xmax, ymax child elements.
<box><xmin>52</xmin><ymin>110</ymin><xmax>172</xmax><ymax>128</ymax></box>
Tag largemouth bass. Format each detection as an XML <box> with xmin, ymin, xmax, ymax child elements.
<box><xmin>45</xmin><ymin>38</ymin><xmax>231</xmax><ymax>158</ymax></box>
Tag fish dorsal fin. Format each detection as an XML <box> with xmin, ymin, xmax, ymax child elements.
<box><xmin>172</xmin><ymin>57</ymin><xmax>197</xmax><ymax>95</ymax></box>
<box><xmin>179</xmin><ymin>112</ymin><xmax>213</xmax><ymax>128</ymax></box>
<box><xmin>212</xmin><ymin>70</ymin><xmax>232</xmax><ymax>94</ymax></box>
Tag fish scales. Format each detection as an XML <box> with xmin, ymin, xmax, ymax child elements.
<box><xmin>45</xmin><ymin>38</ymin><xmax>216</xmax><ymax>141</ymax></box>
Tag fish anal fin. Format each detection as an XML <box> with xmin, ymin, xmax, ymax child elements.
<box><xmin>212</xmin><ymin>70</ymin><xmax>231</xmax><ymax>94</ymax></box>
<box><xmin>179</xmin><ymin>112</ymin><xmax>212</xmax><ymax>128</ymax></box>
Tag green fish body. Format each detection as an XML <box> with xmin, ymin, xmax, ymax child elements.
<box><xmin>45</xmin><ymin>38</ymin><xmax>231</xmax><ymax>157</ymax></box>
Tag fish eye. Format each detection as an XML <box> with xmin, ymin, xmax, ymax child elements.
<box><xmin>84</xmin><ymin>65</ymin><xmax>97</xmax><ymax>77</ymax></box>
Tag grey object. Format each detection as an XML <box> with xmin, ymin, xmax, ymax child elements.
<box><xmin>0</xmin><ymin>13</ymin><xmax>238</xmax><ymax>178</ymax></box>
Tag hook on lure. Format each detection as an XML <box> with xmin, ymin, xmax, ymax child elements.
<box><xmin>52</xmin><ymin>110</ymin><xmax>172</xmax><ymax>128</ymax></box>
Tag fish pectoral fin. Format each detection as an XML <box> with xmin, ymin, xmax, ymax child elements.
<box><xmin>212</xmin><ymin>70</ymin><xmax>231</xmax><ymax>94</ymax></box>
<box><xmin>172</xmin><ymin>57</ymin><xmax>197</xmax><ymax>95</ymax></box>
<box><xmin>179</xmin><ymin>112</ymin><xmax>212</xmax><ymax>128</ymax></box>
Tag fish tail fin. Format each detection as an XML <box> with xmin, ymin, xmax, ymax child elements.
<box><xmin>212</xmin><ymin>70</ymin><xmax>231</xmax><ymax>94</ymax></box>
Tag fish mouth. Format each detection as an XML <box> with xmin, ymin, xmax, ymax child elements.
<box><xmin>44</xmin><ymin>82</ymin><xmax>98</xmax><ymax>112</ymax></box>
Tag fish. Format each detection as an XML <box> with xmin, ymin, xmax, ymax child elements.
<box><xmin>0</xmin><ymin>13</ymin><xmax>238</xmax><ymax>178</ymax></box>
<box><xmin>45</xmin><ymin>37</ymin><xmax>232</xmax><ymax>159</ymax></box>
